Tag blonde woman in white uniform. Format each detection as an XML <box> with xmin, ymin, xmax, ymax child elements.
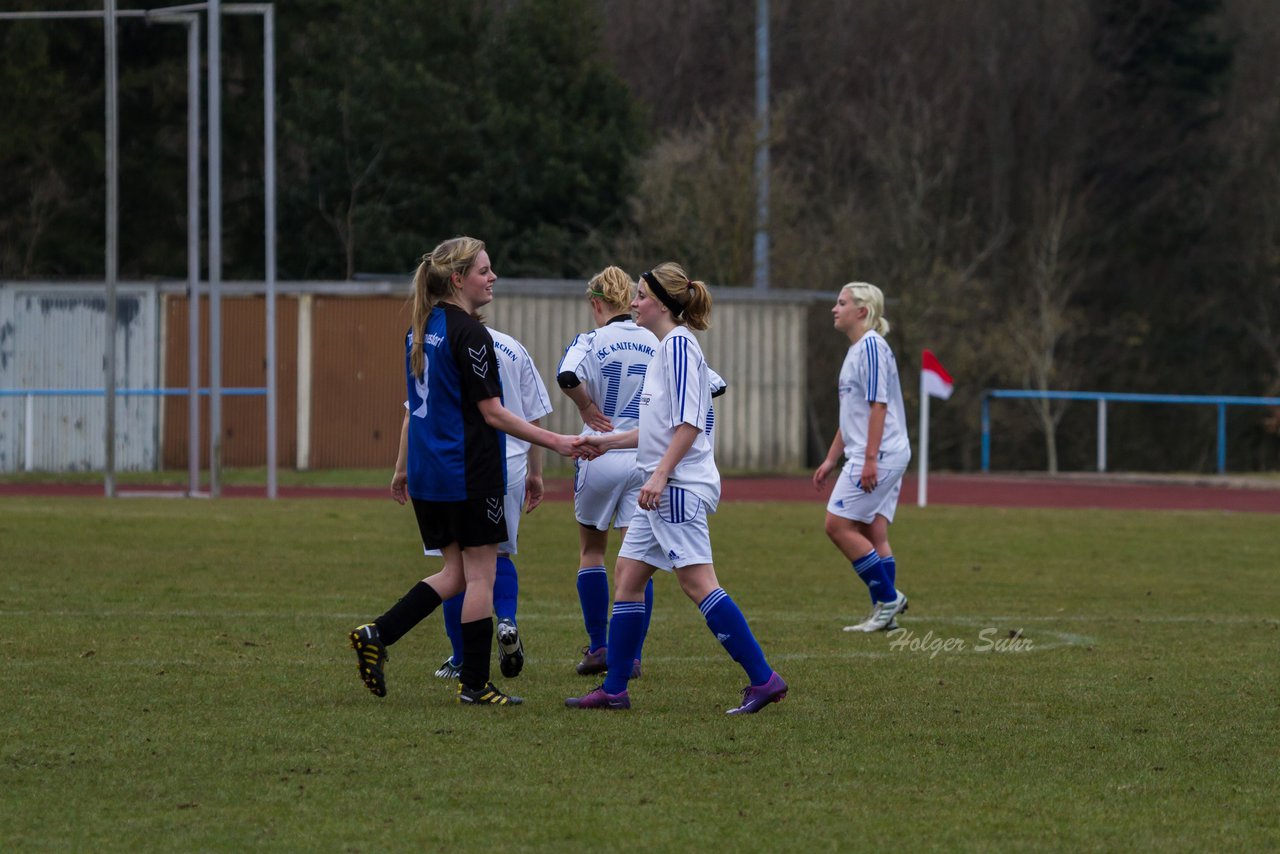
<box><xmin>812</xmin><ymin>282</ymin><xmax>910</xmax><ymax>633</ymax></box>
<box><xmin>566</xmin><ymin>263</ymin><xmax>786</xmax><ymax>715</ymax></box>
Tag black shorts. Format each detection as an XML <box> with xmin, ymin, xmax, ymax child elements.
<box><xmin>412</xmin><ymin>495</ymin><xmax>508</xmax><ymax>550</ymax></box>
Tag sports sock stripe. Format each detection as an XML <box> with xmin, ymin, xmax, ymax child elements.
<box><xmin>699</xmin><ymin>587</ymin><xmax>728</xmax><ymax>616</ymax></box>
<box><xmin>853</xmin><ymin>550</ymin><xmax>880</xmax><ymax>572</ymax></box>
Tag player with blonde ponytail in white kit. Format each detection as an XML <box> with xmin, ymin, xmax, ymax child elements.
<box><xmin>812</xmin><ymin>282</ymin><xmax>910</xmax><ymax>633</ymax></box>
<box><xmin>566</xmin><ymin>262</ymin><xmax>787</xmax><ymax>715</ymax></box>
<box><xmin>557</xmin><ymin>267</ymin><xmax>659</xmax><ymax>678</ymax></box>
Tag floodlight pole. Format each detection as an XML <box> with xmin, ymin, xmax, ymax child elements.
<box><xmin>104</xmin><ymin>0</ymin><xmax>119</xmax><ymax>497</ymax></box>
<box><xmin>264</xmin><ymin>4</ymin><xmax>277</xmax><ymax>500</ymax></box>
<box><xmin>227</xmin><ymin>3</ymin><xmax>278</xmax><ymax>499</ymax></box>
<box><xmin>183</xmin><ymin>13</ymin><xmax>202</xmax><ymax>496</ymax></box>
<box><xmin>207</xmin><ymin>0</ymin><xmax>223</xmax><ymax>497</ymax></box>
<box><xmin>265</xmin><ymin>5</ymin><xmax>276</xmax><ymax>499</ymax></box>
<box><xmin>752</xmin><ymin>0</ymin><xmax>770</xmax><ymax>292</ymax></box>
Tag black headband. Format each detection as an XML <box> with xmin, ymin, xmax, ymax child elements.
<box><xmin>641</xmin><ymin>270</ymin><xmax>684</xmax><ymax>318</ymax></box>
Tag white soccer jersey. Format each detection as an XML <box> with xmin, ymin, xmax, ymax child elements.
<box><xmin>558</xmin><ymin>318</ymin><xmax>659</xmax><ymax>435</ymax></box>
<box><xmin>637</xmin><ymin>326</ymin><xmax>720</xmax><ymax>511</ymax></box>
<box><xmin>838</xmin><ymin>330</ymin><xmax>911</xmax><ymax>469</ymax></box>
<box><xmin>489</xmin><ymin>328</ymin><xmax>553</xmax><ymax>467</ymax></box>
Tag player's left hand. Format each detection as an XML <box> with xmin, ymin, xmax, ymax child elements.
<box><xmin>525</xmin><ymin>474</ymin><xmax>544</xmax><ymax>513</ymax></box>
<box><xmin>579</xmin><ymin>400</ymin><xmax>613</xmax><ymax>433</ymax></box>
<box><xmin>859</xmin><ymin>459</ymin><xmax>878</xmax><ymax>493</ymax></box>
<box><xmin>638</xmin><ymin>471</ymin><xmax>667</xmax><ymax>511</ymax></box>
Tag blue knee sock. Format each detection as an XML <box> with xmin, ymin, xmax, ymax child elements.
<box><xmin>634</xmin><ymin>578</ymin><xmax>654</xmax><ymax>664</ymax></box>
<box><xmin>602</xmin><ymin>601</ymin><xmax>646</xmax><ymax>695</ymax></box>
<box><xmin>441</xmin><ymin>591</ymin><xmax>464</xmax><ymax>665</ymax></box>
<box><xmin>853</xmin><ymin>549</ymin><xmax>897</xmax><ymax>604</ymax></box>
<box><xmin>699</xmin><ymin>588</ymin><xmax>772</xmax><ymax>686</ymax></box>
<box><xmin>866</xmin><ymin>554</ymin><xmax>896</xmax><ymax>606</ymax></box>
<box><xmin>494</xmin><ymin>555</ymin><xmax>518</xmax><ymax>623</ymax></box>
<box><xmin>576</xmin><ymin>566</ymin><xmax>609</xmax><ymax>650</ymax></box>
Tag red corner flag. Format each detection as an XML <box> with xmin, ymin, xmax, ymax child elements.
<box><xmin>921</xmin><ymin>349</ymin><xmax>954</xmax><ymax>400</ymax></box>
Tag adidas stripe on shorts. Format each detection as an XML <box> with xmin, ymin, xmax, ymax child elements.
<box><xmin>825</xmin><ymin>461</ymin><xmax>906</xmax><ymax>524</ymax></box>
<box><xmin>618</xmin><ymin>484</ymin><xmax>714</xmax><ymax>571</ymax></box>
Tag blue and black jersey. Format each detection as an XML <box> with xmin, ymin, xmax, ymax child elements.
<box><xmin>405</xmin><ymin>304</ymin><xmax>506</xmax><ymax>501</ymax></box>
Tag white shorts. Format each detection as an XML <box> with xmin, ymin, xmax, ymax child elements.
<box><xmin>574</xmin><ymin>450</ymin><xmax>643</xmax><ymax>531</ymax></box>
<box><xmin>617</xmin><ymin>485</ymin><xmax>714</xmax><ymax>571</ymax></box>
<box><xmin>826</xmin><ymin>461</ymin><xmax>905</xmax><ymax>524</ymax></box>
<box><xmin>425</xmin><ymin>472</ymin><xmax>526</xmax><ymax>556</ymax></box>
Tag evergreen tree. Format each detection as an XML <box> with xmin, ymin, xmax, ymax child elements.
<box><xmin>1084</xmin><ymin>0</ymin><xmax>1233</xmax><ymax>380</ymax></box>
<box><xmin>276</xmin><ymin>0</ymin><xmax>644</xmax><ymax>279</ymax></box>
<box><xmin>0</xmin><ymin>17</ymin><xmax>105</xmax><ymax>277</ymax></box>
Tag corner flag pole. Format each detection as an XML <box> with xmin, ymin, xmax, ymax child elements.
<box><xmin>918</xmin><ymin>369</ymin><xmax>930</xmax><ymax>508</ymax></box>
<box><xmin>917</xmin><ymin>349</ymin><xmax>952</xmax><ymax>508</ymax></box>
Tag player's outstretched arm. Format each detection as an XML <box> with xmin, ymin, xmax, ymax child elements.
<box><xmin>577</xmin><ymin>428</ymin><xmax>639</xmax><ymax>456</ymax></box>
<box><xmin>477</xmin><ymin>396</ymin><xmax>578</xmax><ymax>457</ymax></box>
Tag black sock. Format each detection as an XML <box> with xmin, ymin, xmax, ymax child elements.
<box><xmin>459</xmin><ymin>617</ymin><xmax>494</xmax><ymax>690</ymax></box>
<box><xmin>374</xmin><ymin>581</ymin><xmax>442</xmax><ymax>645</ymax></box>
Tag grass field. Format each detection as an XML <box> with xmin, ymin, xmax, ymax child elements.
<box><xmin>2</xmin><ymin>497</ymin><xmax>1277</xmax><ymax>851</ymax></box>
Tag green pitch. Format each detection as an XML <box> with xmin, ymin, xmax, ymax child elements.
<box><xmin>1</xmin><ymin>498</ymin><xmax>1276</xmax><ymax>850</ymax></box>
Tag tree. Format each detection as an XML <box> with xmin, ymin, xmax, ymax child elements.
<box><xmin>1083</xmin><ymin>0</ymin><xmax>1233</xmax><ymax>381</ymax></box>
<box><xmin>277</xmin><ymin>0</ymin><xmax>645</xmax><ymax>279</ymax></box>
<box><xmin>276</xmin><ymin>0</ymin><xmax>490</xmax><ymax>279</ymax></box>
<box><xmin>0</xmin><ymin>17</ymin><xmax>104</xmax><ymax>277</ymax></box>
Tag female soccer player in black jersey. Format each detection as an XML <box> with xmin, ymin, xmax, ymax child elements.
<box><xmin>349</xmin><ymin>236</ymin><xmax>585</xmax><ymax>706</ymax></box>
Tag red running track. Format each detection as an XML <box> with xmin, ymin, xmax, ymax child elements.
<box><xmin>3</xmin><ymin>473</ymin><xmax>1279</xmax><ymax>513</ymax></box>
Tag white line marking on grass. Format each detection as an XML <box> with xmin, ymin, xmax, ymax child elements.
<box><xmin>913</xmin><ymin>614</ymin><xmax>1277</xmax><ymax>625</ymax></box>
<box><xmin>0</xmin><ymin>609</ymin><xmax>1272</xmax><ymax>625</ymax></box>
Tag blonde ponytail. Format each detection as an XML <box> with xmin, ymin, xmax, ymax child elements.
<box><xmin>408</xmin><ymin>236</ymin><xmax>487</xmax><ymax>377</ymax></box>
<box><xmin>647</xmin><ymin>261</ymin><xmax>712</xmax><ymax>330</ymax></box>
<box><xmin>841</xmin><ymin>282</ymin><xmax>890</xmax><ymax>336</ymax></box>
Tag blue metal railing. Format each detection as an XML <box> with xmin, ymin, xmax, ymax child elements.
<box><xmin>980</xmin><ymin>389</ymin><xmax>1280</xmax><ymax>474</ymax></box>
<box><xmin>0</xmin><ymin>388</ymin><xmax>266</xmax><ymax>397</ymax></box>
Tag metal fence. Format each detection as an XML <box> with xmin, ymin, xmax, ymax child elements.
<box><xmin>981</xmin><ymin>389</ymin><xmax>1280</xmax><ymax>474</ymax></box>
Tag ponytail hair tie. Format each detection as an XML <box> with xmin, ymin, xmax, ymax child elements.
<box><xmin>642</xmin><ymin>270</ymin><xmax>684</xmax><ymax>318</ymax></box>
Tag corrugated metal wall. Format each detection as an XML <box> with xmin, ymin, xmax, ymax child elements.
<box><xmin>1</xmin><ymin>281</ymin><xmax>814</xmax><ymax>473</ymax></box>
<box><xmin>160</xmin><ymin>295</ymin><xmax>299</xmax><ymax>468</ymax></box>
<box><xmin>486</xmin><ymin>292</ymin><xmax>807</xmax><ymax>471</ymax></box>
<box><xmin>308</xmin><ymin>295</ymin><xmax>406</xmax><ymax>468</ymax></box>
<box><xmin>0</xmin><ymin>284</ymin><xmax>158</xmax><ymax>470</ymax></box>
<box><xmin>487</xmin><ymin>292</ymin><xmax>602</xmax><ymax>472</ymax></box>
